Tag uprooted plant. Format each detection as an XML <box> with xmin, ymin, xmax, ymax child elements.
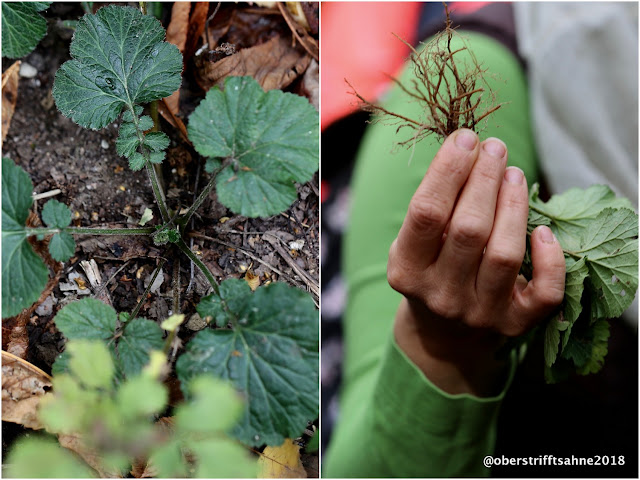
<box><xmin>3</xmin><ymin>3</ymin><xmax>319</xmax><ymax>475</ymax></box>
<box><xmin>348</xmin><ymin>7</ymin><xmax>501</xmax><ymax>149</ymax></box>
<box><xmin>349</xmin><ymin>6</ymin><xmax>638</xmax><ymax>382</ymax></box>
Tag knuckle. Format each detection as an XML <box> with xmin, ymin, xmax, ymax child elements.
<box><xmin>425</xmin><ymin>285</ymin><xmax>463</xmax><ymax>319</ymax></box>
<box><xmin>449</xmin><ymin>216</ymin><xmax>490</xmax><ymax>248</ymax></box>
<box><xmin>407</xmin><ymin>198</ymin><xmax>449</xmax><ymax>231</ymax></box>
<box><xmin>485</xmin><ymin>249</ymin><xmax>523</xmax><ymax>273</ymax></box>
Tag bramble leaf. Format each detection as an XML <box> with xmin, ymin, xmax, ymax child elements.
<box><xmin>2</xmin><ymin>158</ymin><xmax>49</xmax><ymax>318</ymax></box>
<box><xmin>144</xmin><ymin>132</ymin><xmax>170</xmax><ymax>152</ymax></box>
<box><xmin>530</xmin><ymin>184</ymin><xmax>633</xmax><ymax>250</ymax></box>
<box><xmin>1</xmin><ymin>2</ymin><xmax>51</xmax><ymax>59</ymax></box>
<box><xmin>117</xmin><ymin>318</ymin><xmax>164</xmax><ymax>378</ymax></box>
<box><xmin>42</xmin><ymin>199</ymin><xmax>72</xmax><ymax>228</ymax></box>
<box><xmin>574</xmin><ymin>208</ymin><xmax>638</xmax><ymax>319</ymax></box>
<box><xmin>52</xmin><ymin>5</ymin><xmax>182</xmax><ymax>130</ymax></box>
<box><xmin>188</xmin><ymin>76</ymin><xmax>319</xmax><ymax>217</ymax></box>
<box><xmin>49</xmin><ymin>232</ymin><xmax>76</xmax><ymax>262</ymax></box>
<box><xmin>197</xmin><ymin>278</ymin><xmax>251</xmax><ymax>327</ymax></box>
<box><xmin>54</xmin><ymin>297</ymin><xmax>117</xmax><ymax>341</ymax></box>
<box><xmin>176</xmin><ymin>281</ymin><xmax>318</xmax><ymax>446</ymax></box>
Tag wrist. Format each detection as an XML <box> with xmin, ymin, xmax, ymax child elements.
<box><xmin>393</xmin><ymin>298</ymin><xmax>509</xmax><ymax>396</ymax></box>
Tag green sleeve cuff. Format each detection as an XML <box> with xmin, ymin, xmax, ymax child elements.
<box><xmin>368</xmin><ymin>337</ymin><xmax>517</xmax><ymax>477</ymax></box>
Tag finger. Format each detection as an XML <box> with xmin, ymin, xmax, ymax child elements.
<box><xmin>477</xmin><ymin>166</ymin><xmax>528</xmax><ymax>303</ymax></box>
<box><xmin>435</xmin><ymin>138</ymin><xmax>508</xmax><ymax>284</ymax></box>
<box><xmin>507</xmin><ymin>225</ymin><xmax>566</xmax><ymax>335</ymax></box>
<box><xmin>393</xmin><ymin>129</ymin><xmax>479</xmax><ymax>267</ymax></box>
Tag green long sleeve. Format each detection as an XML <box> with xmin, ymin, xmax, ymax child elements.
<box><xmin>323</xmin><ymin>32</ymin><xmax>538</xmax><ymax>477</ymax></box>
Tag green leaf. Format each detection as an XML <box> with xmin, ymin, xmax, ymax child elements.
<box><xmin>188</xmin><ymin>438</ymin><xmax>258</xmax><ymax>478</ymax></box>
<box><xmin>49</xmin><ymin>232</ymin><xmax>76</xmax><ymax>262</ymax></box>
<box><xmin>137</xmin><ymin>116</ymin><xmax>154</xmax><ymax>132</ymax></box>
<box><xmin>148</xmin><ymin>151</ymin><xmax>165</xmax><ymax>164</ymax></box>
<box><xmin>5</xmin><ymin>436</ymin><xmax>96</xmax><ymax>478</ymax></box>
<box><xmin>129</xmin><ymin>152</ymin><xmax>146</xmax><ymax>171</ymax></box>
<box><xmin>177</xmin><ymin>281</ymin><xmax>318</xmax><ymax>446</ymax></box>
<box><xmin>2</xmin><ymin>158</ymin><xmax>49</xmax><ymax>318</ymax></box>
<box><xmin>544</xmin><ymin>316</ymin><xmax>568</xmax><ymax>367</ymax></box>
<box><xmin>148</xmin><ymin>440</ymin><xmax>187</xmax><ymax>478</ymax></box>
<box><xmin>67</xmin><ymin>339</ymin><xmax>114</xmax><ymax>388</ymax></box>
<box><xmin>117</xmin><ymin>318</ymin><xmax>164</xmax><ymax>378</ymax></box>
<box><xmin>42</xmin><ymin>199</ymin><xmax>72</xmax><ymax>228</ymax></box>
<box><xmin>122</xmin><ymin>105</ymin><xmax>143</xmax><ymax>122</ymax></box>
<box><xmin>52</xmin><ymin>5</ymin><xmax>182</xmax><ymax>130</ymax></box>
<box><xmin>176</xmin><ymin>376</ymin><xmax>243</xmax><ymax>434</ymax></box>
<box><xmin>116</xmin><ymin>122</ymin><xmax>140</xmax><ymax>158</ymax></box>
<box><xmin>530</xmin><ymin>184</ymin><xmax>633</xmax><ymax>250</ymax></box>
<box><xmin>574</xmin><ymin>208</ymin><xmax>638</xmax><ymax>319</ymax></box>
<box><xmin>116</xmin><ymin>375</ymin><xmax>167</xmax><ymax>417</ymax></box>
<box><xmin>188</xmin><ymin>76</ymin><xmax>318</xmax><ymax>217</ymax></box>
<box><xmin>197</xmin><ymin>278</ymin><xmax>251</xmax><ymax>327</ymax></box>
<box><xmin>562</xmin><ymin>319</ymin><xmax>611</xmax><ymax>375</ymax></box>
<box><xmin>54</xmin><ymin>297</ymin><xmax>117</xmax><ymax>341</ymax></box>
<box><xmin>1</xmin><ymin>2</ymin><xmax>51</xmax><ymax>59</ymax></box>
<box><xmin>144</xmin><ymin>132</ymin><xmax>169</xmax><ymax>152</ymax></box>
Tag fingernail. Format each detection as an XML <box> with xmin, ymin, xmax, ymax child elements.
<box><xmin>483</xmin><ymin>138</ymin><xmax>506</xmax><ymax>158</ymax></box>
<box><xmin>455</xmin><ymin>129</ymin><xmax>477</xmax><ymax>151</ymax></box>
<box><xmin>504</xmin><ymin>166</ymin><xmax>524</xmax><ymax>184</ymax></box>
<box><xmin>539</xmin><ymin>226</ymin><xmax>556</xmax><ymax>244</ymax></box>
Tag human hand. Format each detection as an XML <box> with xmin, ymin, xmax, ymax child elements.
<box><xmin>387</xmin><ymin>129</ymin><xmax>566</xmax><ymax>396</ymax></box>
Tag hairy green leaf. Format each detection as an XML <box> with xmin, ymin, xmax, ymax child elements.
<box><xmin>2</xmin><ymin>158</ymin><xmax>48</xmax><ymax>317</ymax></box>
<box><xmin>197</xmin><ymin>278</ymin><xmax>251</xmax><ymax>327</ymax></box>
<box><xmin>1</xmin><ymin>2</ymin><xmax>51</xmax><ymax>59</ymax></box>
<box><xmin>42</xmin><ymin>199</ymin><xmax>72</xmax><ymax>228</ymax></box>
<box><xmin>55</xmin><ymin>297</ymin><xmax>117</xmax><ymax>341</ymax></box>
<box><xmin>530</xmin><ymin>184</ymin><xmax>633</xmax><ymax>250</ymax></box>
<box><xmin>52</xmin><ymin>5</ymin><xmax>182</xmax><ymax>130</ymax></box>
<box><xmin>176</xmin><ymin>281</ymin><xmax>319</xmax><ymax>446</ymax></box>
<box><xmin>188</xmin><ymin>76</ymin><xmax>319</xmax><ymax>217</ymax></box>
<box><xmin>117</xmin><ymin>318</ymin><xmax>164</xmax><ymax>378</ymax></box>
<box><xmin>144</xmin><ymin>132</ymin><xmax>169</xmax><ymax>152</ymax></box>
<box><xmin>49</xmin><ymin>232</ymin><xmax>76</xmax><ymax>262</ymax></box>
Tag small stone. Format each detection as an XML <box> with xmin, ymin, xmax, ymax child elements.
<box><xmin>100</xmin><ymin>140</ymin><xmax>109</xmax><ymax>149</ymax></box>
<box><xmin>19</xmin><ymin>62</ymin><xmax>37</xmax><ymax>78</ymax></box>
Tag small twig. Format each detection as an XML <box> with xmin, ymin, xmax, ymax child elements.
<box><xmin>129</xmin><ymin>258</ymin><xmax>167</xmax><ymax>320</ymax></box>
<box><xmin>276</xmin><ymin>2</ymin><xmax>319</xmax><ymax>61</ymax></box>
<box><xmin>204</xmin><ymin>2</ymin><xmax>222</xmax><ymax>50</ymax></box>
<box><xmin>33</xmin><ymin>189</ymin><xmax>62</xmax><ymax>201</ymax></box>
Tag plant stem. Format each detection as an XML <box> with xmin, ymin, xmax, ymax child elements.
<box><xmin>27</xmin><ymin>226</ymin><xmax>156</xmax><ymax>236</ymax></box>
<box><xmin>130</xmin><ymin>258</ymin><xmax>167</xmax><ymax>320</ymax></box>
<box><xmin>175</xmin><ymin>238</ymin><xmax>219</xmax><ymax>295</ymax></box>
<box><xmin>145</xmin><ymin>162</ymin><xmax>170</xmax><ymax>223</ymax></box>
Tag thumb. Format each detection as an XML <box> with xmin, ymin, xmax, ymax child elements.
<box><xmin>509</xmin><ymin>226</ymin><xmax>566</xmax><ymax>335</ymax></box>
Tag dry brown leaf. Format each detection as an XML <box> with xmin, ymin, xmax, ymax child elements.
<box><xmin>58</xmin><ymin>433</ymin><xmax>122</xmax><ymax>478</ymax></box>
<box><xmin>195</xmin><ymin>35</ymin><xmax>310</xmax><ymax>92</ymax></box>
<box><xmin>1</xmin><ymin>350</ymin><xmax>52</xmax><ymax>430</ymax></box>
<box><xmin>258</xmin><ymin>438</ymin><xmax>307</xmax><ymax>478</ymax></box>
<box><xmin>300</xmin><ymin>59</ymin><xmax>318</xmax><ymax>111</ymax></box>
<box><xmin>244</xmin><ymin>269</ymin><xmax>260</xmax><ymax>291</ymax></box>
<box><xmin>2</xmin><ymin>60</ymin><xmax>20</xmax><ymax>147</ymax></box>
<box><xmin>184</xmin><ymin>2</ymin><xmax>209</xmax><ymax>61</ymax></box>
<box><xmin>164</xmin><ymin>2</ymin><xmax>191</xmax><ymax>116</ymax></box>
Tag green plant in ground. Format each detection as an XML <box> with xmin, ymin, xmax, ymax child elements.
<box><xmin>1</xmin><ymin>2</ymin><xmax>52</xmax><ymax>59</ymax></box>
<box><xmin>351</xmin><ymin>7</ymin><xmax>638</xmax><ymax>382</ymax></box>
<box><xmin>5</xmin><ymin>340</ymin><xmax>257</xmax><ymax>478</ymax></box>
<box><xmin>2</xmin><ymin>0</ymin><xmax>319</xmax><ymax>465</ymax></box>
